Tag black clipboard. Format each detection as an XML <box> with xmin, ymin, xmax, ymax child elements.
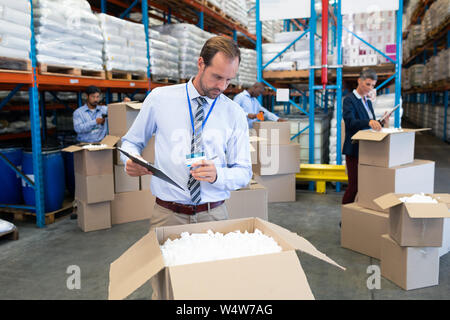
<box><xmin>117</xmin><ymin>147</ymin><xmax>185</xmax><ymax>191</ymax></box>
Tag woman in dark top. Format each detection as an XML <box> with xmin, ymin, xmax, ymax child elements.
<box><xmin>342</xmin><ymin>68</ymin><xmax>388</xmax><ymax>204</ymax></box>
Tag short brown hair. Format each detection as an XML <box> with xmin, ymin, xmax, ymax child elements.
<box><xmin>359</xmin><ymin>68</ymin><xmax>378</xmax><ymax>81</ymax></box>
<box><xmin>200</xmin><ymin>36</ymin><xmax>241</xmax><ymax>67</ymax></box>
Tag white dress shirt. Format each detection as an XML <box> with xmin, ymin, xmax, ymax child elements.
<box><xmin>120</xmin><ymin>78</ymin><xmax>252</xmax><ymax>204</ymax></box>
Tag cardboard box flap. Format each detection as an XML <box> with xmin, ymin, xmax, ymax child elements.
<box><xmin>101</xmin><ymin>135</ymin><xmax>121</xmax><ymax>148</ymax></box>
<box><xmin>435</xmin><ymin>194</ymin><xmax>450</xmax><ymax>205</ymax></box>
<box><xmin>404</xmin><ymin>203</ymin><xmax>450</xmax><ymax>218</ymax></box>
<box><xmin>351</xmin><ymin>128</ymin><xmax>430</xmax><ymax>142</ymax></box>
<box><xmin>168</xmin><ymin>251</ymin><xmax>315</xmax><ymax>300</ymax></box>
<box><xmin>62</xmin><ymin>145</ymin><xmax>83</xmax><ymax>153</ymax></box>
<box><xmin>257</xmin><ymin>219</ymin><xmax>346</xmax><ymax>270</ymax></box>
<box><xmin>108</xmin><ymin>232</ymin><xmax>165</xmax><ymax>300</ymax></box>
<box><xmin>373</xmin><ymin>193</ymin><xmax>403</xmax><ymax>210</ymax></box>
<box><xmin>109</xmin><ymin>101</ymin><xmax>143</xmax><ymax>110</ymax></box>
<box><xmin>351</xmin><ymin>130</ymin><xmax>389</xmax><ymax>142</ymax></box>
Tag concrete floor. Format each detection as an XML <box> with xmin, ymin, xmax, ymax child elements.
<box><xmin>0</xmin><ymin>128</ymin><xmax>449</xmax><ymax>300</ymax></box>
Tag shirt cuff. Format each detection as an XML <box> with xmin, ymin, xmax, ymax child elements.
<box><xmin>211</xmin><ymin>166</ymin><xmax>225</xmax><ymax>188</ymax></box>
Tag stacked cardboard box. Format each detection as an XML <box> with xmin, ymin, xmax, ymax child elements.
<box><xmin>107</xmin><ymin>101</ymin><xmax>156</xmax><ymax>225</ymax></box>
<box><xmin>374</xmin><ymin>193</ymin><xmax>450</xmax><ymax>290</ymax></box>
<box><xmin>251</xmin><ymin>122</ymin><xmax>300</xmax><ymax>203</ymax></box>
<box><xmin>225</xmin><ymin>180</ymin><xmax>268</xmax><ymax>221</ymax></box>
<box><xmin>341</xmin><ymin>128</ymin><xmax>435</xmax><ymax>259</ymax></box>
<box><xmin>341</xmin><ymin>128</ymin><xmax>450</xmax><ymax>290</ymax></box>
<box><xmin>62</xmin><ymin>136</ymin><xmax>120</xmax><ymax>232</ymax></box>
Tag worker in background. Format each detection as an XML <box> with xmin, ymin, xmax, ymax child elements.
<box><xmin>342</xmin><ymin>68</ymin><xmax>389</xmax><ymax>205</ymax></box>
<box><xmin>73</xmin><ymin>85</ymin><xmax>108</xmax><ymax>143</ymax></box>
<box><xmin>233</xmin><ymin>82</ymin><xmax>286</xmax><ymax>129</ymax></box>
<box><xmin>121</xmin><ymin>36</ymin><xmax>252</xmax><ymax>231</ymax></box>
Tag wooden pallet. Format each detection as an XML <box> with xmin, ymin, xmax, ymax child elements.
<box><xmin>200</xmin><ymin>0</ymin><xmax>222</xmax><ymax>14</ymax></box>
<box><xmin>0</xmin><ymin>227</ymin><xmax>19</xmax><ymax>241</ymax></box>
<box><xmin>151</xmin><ymin>76</ymin><xmax>178</xmax><ymax>84</ymax></box>
<box><xmin>0</xmin><ymin>57</ymin><xmax>31</xmax><ymax>73</ymax></box>
<box><xmin>0</xmin><ymin>200</ymin><xmax>75</xmax><ymax>225</ymax></box>
<box><xmin>38</xmin><ymin>63</ymin><xmax>105</xmax><ymax>79</ymax></box>
<box><xmin>106</xmin><ymin>70</ymin><xmax>147</xmax><ymax>81</ymax></box>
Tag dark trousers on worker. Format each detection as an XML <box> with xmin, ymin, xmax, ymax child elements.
<box><xmin>342</xmin><ymin>155</ymin><xmax>358</xmax><ymax>205</ymax></box>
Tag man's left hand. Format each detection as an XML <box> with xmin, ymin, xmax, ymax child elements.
<box><xmin>190</xmin><ymin>160</ymin><xmax>217</xmax><ymax>183</ymax></box>
<box><xmin>277</xmin><ymin>118</ymin><xmax>287</xmax><ymax>122</ymax></box>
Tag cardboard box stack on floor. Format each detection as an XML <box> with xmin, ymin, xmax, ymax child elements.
<box><xmin>252</xmin><ymin>122</ymin><xmax>300</xmax><ymax>203</ymax></box>
<box><xmin>374</xmin><ymin>193</ymin><xmax>450</xmax><ymax>290</ymax></box>
<box><xmin>107</xmin><ymin>101</ymin><xmax>156</xmax><ymax>225</ymax></box>
<box><xmin>62</xmin><ymin>136</ymin><xmax>120</xmax><ymax>232</ymax></box>
<box><xmin>341</xmin><ymin>128</ymin><xmax>450</xmax><ymax>290</ymax></box>
<box><xmin>341</xmin><ymin>129</ymin><xmax>435</xmax><ymax>260</ymax></box>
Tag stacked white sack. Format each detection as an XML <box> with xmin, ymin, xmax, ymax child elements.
<box><xmin>154</xmin><ymin>24</ymin><xmax>215</xmax><ymax>80</ymax></box>
<box><xmin>328</xmin><ymin>107</ymin><xmax>346</xmax><ymax>165</ymax></box>
<box><xmin>0</xmin><ymin>0</ymin><xmax>31</xmax><ymax>60</ymax></box>
<box><xmin>238</xmin><ymin>48</ymin><xmax>257</xmax><ymax>88</ymax></box>
<box><xmin>97</xmin><ymin>13</ymin><xmax>148</xmax><ymax>72</ymax></box>
<box><xmin>160</xmin><ymin>229</ymin><xmax>282</xmax><ymax>267</ymax></box>
<box><xmin>148</xmin><ymin>31</ymin><xmax>179</xmax><ymax>80</ymax></box>
<box><xmin>33</xmin><ymin>0</ymin><xmax>103</xmax><ymax>70</ymax></box>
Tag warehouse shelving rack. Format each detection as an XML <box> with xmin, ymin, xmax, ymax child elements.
<box><xmin>0</xmin><ymin>0</ymin><xmax>258</xmax><ymax>227</ymax></box>
<box><xmin>401</xmin><ymin>1</ymin><xmax>449</xmax><ymax>142</ymax></box>
<box><xmin>255</xmin><ymin>0</ymin><xmax>403</xmax><ymax>192</ymax></box>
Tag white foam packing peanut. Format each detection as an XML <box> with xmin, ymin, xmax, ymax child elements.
<box><xmin>160</xmin><ymin>229</ymin><xmax>282</xmax><ymax>267</ymax></box>
<box><xmin>399</xmin><ymin>193</ymin><xmax>438</xmax><ymax>204</ymax></box>
<box><xmin>370</xmin><ymin>127</ymin><xmax>403</xmax><ymax>133</ymax></box>
<box><xmin>82</xmin><ymin>144</ymin><xmax>108</xmax><ymax>149</ymax></box>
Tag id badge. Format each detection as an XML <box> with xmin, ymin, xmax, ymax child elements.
<box><xmin>185</xmin><ymin>152</ymin><xmax>206</xmax><ymax>168</ymax></box>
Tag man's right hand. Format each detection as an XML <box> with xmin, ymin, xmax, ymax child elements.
<box><xmin>125</xmin><ymin>157</ymin><xmax>153</xmax><ymax>177</ymax></box>
<box><xmin>96</xmin><ymin>117</ymin><xmax>105</xmax><ymax>125</ymax></box>
<box><xmin>247</xmin><ymin>113</ymin><xmax>258</xmax><ymax>119</ymax></box>
<box><xmin>369</xmin><ymin>120</ymin><xmax>382</xmax><ymax>131</ymax></box>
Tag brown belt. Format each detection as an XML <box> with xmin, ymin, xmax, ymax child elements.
<box><xmin>156</xmin><ymin>197</ymin><xmax>225</xmax><ymax>215</ymax></box>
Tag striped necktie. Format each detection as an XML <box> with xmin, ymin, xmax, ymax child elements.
<box><xmin>188</xmin><ymin>96</ymin><xmax>207</xmax><ymax>204</ymax></box>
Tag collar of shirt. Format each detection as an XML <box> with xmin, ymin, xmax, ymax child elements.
<box><xmin>83</xmin><ymin>104</ymin><xmax>101</xmax><ymax>113</ymax></box>
<box><xmin>243</xmin><ymin>89</ymin><xmax>251</xmax><ymax>98</ymax></box>
<box><xmin>353</xmin><ymin>89</ymin><xmax>367</xmax><ymax>102</ymax></box>
<box><xmin>187</xmin><ymin>77</ymin><xmax>216</xmax><ymax>107</ymax></box>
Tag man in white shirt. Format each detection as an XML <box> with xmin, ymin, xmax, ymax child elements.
<box><xmin>120</xmin><ymin>36</ymin><xmax>252</xmax><ymax>229</ymax></box>
<box><xmin>233</xmin><ymin>82</ymin><xmax>286</xmax><ymax>129</ymax></box>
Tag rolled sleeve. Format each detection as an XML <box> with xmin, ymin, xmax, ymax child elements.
<box><xmin>211</xmin><ymin>111</ymin><xmax>252</xmax><ymax>191</ymax></box>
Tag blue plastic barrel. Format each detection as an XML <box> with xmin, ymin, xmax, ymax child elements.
<box><xmin>63</xmin><ymin>152</ymin><xmax>75</xmax><ymax>197</ymax></box>
<box><xmin>22</xmin><ymin>146</ymin><xmax>66</xmax><ymax>213</ymax></box>
<box><xmin>0</xmin><ymin>147</ymin><xmax>23</xmax><ymax>204</ymax></box>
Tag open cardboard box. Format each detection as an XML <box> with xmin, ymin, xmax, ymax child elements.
<box><xmin>374</xmin><ymin>193</ymin><xmax>450</xmax><ymax>247</ymax></box>
<box><xmin>107</xmin><ymin>101</ymin><xmax>142</xmax><ymax>137</ymax></box>
<box><xmin>62</xmin><ymin>135</ymin><xmax>120</xmax><ymax>176</ymax></box>
<box><xmin>108</xmin><ymin>217</ymin><xmax>345</xmax><ymax>300</ymax></box>
<box><xmin>352</xmin><ymin>128</ymin><xmax>429</xmax><ymax>168</ymax></box>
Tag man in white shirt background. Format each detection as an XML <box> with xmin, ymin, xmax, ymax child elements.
<box><xmin>233</xmin><ymin>82</ymin><xmax>286</xmax><ymax>129</ymax></box>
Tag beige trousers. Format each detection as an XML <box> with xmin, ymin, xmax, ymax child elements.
<box><xmin>150</xmin><ymin>202</ymin><xmax>229</xmax><ymax>299</ymax></box>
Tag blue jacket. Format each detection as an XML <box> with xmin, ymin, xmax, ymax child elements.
<box><xmin>342</xmin><ymin>91</ymin><xmax>376</xmax><ymax>157</ymax></box>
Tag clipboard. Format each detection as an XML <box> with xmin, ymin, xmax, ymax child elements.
<box><xmin>117</xmin><ymin>147</ymin><xmax>185</xmax><ymax>191</ymax></box>
<box><xmin>378</xmin><ymin>104</ymin><xmax>400</xmax><ymax>123</ymax></box>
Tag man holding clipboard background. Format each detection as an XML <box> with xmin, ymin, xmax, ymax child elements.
<box><xmin>342</xmin><ymin>68</ymin><xmax>391</xmax><ymax>205</ymax></box>
<box><xmin>120</xmin><ymin>36</ymin><xmax>252</xmax><ymax>230</ymax></box>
